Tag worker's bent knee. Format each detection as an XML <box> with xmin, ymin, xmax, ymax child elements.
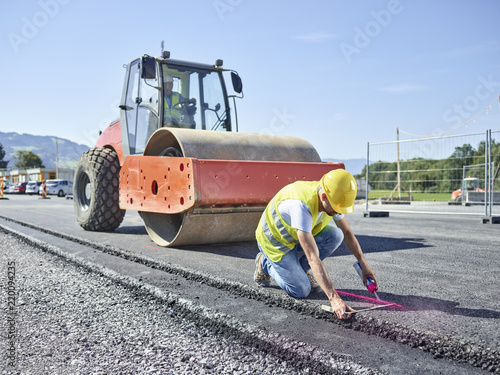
<box><xmin>316</xmin><ymin>225</ymin><xmax>343</xmax><ymax>246</ymax></box>
<box><xmin>285</xmin><ymin>281</ymin><xmax>311</xmax><ymax>299</ymax></box>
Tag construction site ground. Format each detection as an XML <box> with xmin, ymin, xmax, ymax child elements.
<box><xmin>0</xmin><ymin>194</ymin><xmax>499</xmax><ymax>374</ymax></box>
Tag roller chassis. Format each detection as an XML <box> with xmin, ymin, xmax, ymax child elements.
<box><xmin>73</xmin><ymin>52</ymin><xmax>344</xmax><ymax>247</ymax></box>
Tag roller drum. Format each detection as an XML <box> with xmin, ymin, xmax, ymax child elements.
<box><xmin>140</xmin><ymin>128</ymin><xmax>322</xmax><ymax>247</ymax></box>
<box><xmin>143</xmin><ymin>128</ymin><xmax>321</xmax><ymax>162</ymax></box>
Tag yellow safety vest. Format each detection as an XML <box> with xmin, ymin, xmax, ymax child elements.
<box><xmin>164</xmin><ymin>93</ymin><xmax>181</xmax><ymax>117</ymax></box>
<box><xmin>255</xmin><ymin>181</ymin><xmax>333</xmax><ymax>262</ymax></box>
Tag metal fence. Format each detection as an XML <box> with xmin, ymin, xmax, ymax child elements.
<box><xmin>364</xmin><ymin>130</ymin><xmax>499</xmax><ymax>221</ymax></box>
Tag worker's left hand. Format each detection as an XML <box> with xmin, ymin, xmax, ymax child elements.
<box><xmin>330</xmin><ymin>297</ymin><xmax>356</xmax><ymax>320</ymax></box>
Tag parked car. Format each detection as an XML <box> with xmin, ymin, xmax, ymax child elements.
<box><xmin>2</xmin><ymin>181</ymin><xmax>14</xmax><ymax>194</ymax></box>
<box><xmin>13</xmin><ymin>182</ymin><xmax>28</xmax><ymax>194</ymax></box>
<box><xmin>26</xmin><ymin>181</ymin><xmax>43</xmax><ymax>195</ymax></box>
<box><xmin>45</xmin><ymin>179</ymin><xmax>73</xmax><ymax>197</ymax></box>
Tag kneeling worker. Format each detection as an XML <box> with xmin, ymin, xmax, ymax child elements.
<box><xmin>254</xmin><ymin>169</ymin><xmax>378</xmax><ymax>319</ymax></box>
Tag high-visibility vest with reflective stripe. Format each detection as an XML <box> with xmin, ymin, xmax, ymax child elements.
<box><xmin>164</xmin><ymin>93</ymin><xmax>181</xmax><ymax>117</ymax></box>
<box><xmin>255</xmin><ymin>181</ymin><xmax>333</xmax><ymax>263</ymax></box>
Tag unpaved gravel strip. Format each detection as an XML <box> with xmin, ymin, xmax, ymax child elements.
<box><xmin>0</xmin><ymin>227</ymin><xmax>378</xmax><ymax>374</ymax></box>
<box><xmin>1</xmin><ymin>216</ymin><xmax>499</xmax><ymax>373</ymax></box>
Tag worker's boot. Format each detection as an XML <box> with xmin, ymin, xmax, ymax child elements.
<box><xmin>306</xmin><ymin>270</ymin><xmax>322</xmax><ymax>294</ymax></box>
<box><xmin>254</xmin><ymin>253</ymin><xmax>271</xmax><ymax>287</ymax></box>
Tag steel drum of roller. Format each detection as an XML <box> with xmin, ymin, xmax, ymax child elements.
<box><xmin>139</xmin><ymin>128</ymin><xmax>325</xmax><ymax>247</ymax></box>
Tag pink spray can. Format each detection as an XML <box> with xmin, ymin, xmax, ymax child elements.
<box><xmin>353</xmin><ymin>261</ymin><xmax>377</xmax><ymax>293</ymax></box>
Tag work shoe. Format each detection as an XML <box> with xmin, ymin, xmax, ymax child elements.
<box><xmin>254</xmin><ymin>252</ymin><xmax>271</xmax><ymax>287</ymax></box>
<box><xmin>306</xmin><ymin>270</ymin><xmax>322</xmax><ymax>293</ymax></box>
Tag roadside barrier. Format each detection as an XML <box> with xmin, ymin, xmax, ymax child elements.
<box><xmin>364</xmin><ymin>129</ymin><xmax>499</xmax><ymax>222</ymax></box>
<box><xmin>0</xmin><ymin>180</ymin><xmax>4</xmax><ymax>199</ymax></box>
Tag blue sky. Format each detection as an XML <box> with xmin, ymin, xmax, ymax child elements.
<box><xmin>1</xmin><ymin>0</ymin><xmax>499</xmax><ymax>160</ymax></box>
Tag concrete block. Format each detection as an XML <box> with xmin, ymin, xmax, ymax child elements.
<box><xmin>482</xmin><ymin>216</ymin><xmax>500</xmax><ymax>224</ymax></box>
<box><xmin>364</xmin><ymin>211</ymin><xmax>390</xmax><ymax>218</ymax></box>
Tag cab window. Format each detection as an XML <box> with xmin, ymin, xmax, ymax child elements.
<box><xmin>161</xmin><ymin>64</ymin><xmax>229</xmax><ymax>131</ymax></box>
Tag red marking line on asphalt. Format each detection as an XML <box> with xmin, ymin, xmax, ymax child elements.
<box><xmin>337</xmin><ymin>290</ymin><xmax>405</xmax><ymax>308</ymax></box>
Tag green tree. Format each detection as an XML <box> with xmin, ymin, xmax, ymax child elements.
<box><xmin>403</xmin><ymin>158</ymin><xmax>440</xmax><ymax>193</ymax></box>
<box><xmin>366</xmin><ymin>160</ymin><xmax>397</xmax><ymax>190</ymax></box>
<box><xmin>478</xmin><ymin>139</ymin><xmax>500</xmax><ymax>190</ymax></box>
<box><xmin>0</xmin><ymin>143</ymin><xmax>8</xmax><ymax>169</ymax></box>
<box><xmin>441</xmin><ymin>144</ymin><xmax>477</xmax><ymax>192</ymax></box>
<box><xmin>13</xmin><ymin>151</ymin><xmax>45</xmax><ymax>169</ymax></box>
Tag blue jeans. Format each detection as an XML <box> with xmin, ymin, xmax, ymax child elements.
<box><xmin>258</xmin><ymin>225</ymin><xmax>344</xmax><ymax>298</ymax></box>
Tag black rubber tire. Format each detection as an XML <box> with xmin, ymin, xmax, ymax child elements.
<box><xmin>73</xmin><ymin>147</ymin><xmax>125</xmax><ymax>231</ymax></box>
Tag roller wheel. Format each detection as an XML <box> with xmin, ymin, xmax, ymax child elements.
<box><xmin>74</xmin><ymin>147</ymin><xmax>125</xmax><ymax>231</ymax></box>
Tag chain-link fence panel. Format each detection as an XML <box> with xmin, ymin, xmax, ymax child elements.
<box><xmin>365</xmin><ymin>131</ymin><xmax>498</xmax><ymax>218</ymax></box>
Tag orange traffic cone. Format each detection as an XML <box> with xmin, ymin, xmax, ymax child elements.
<box><xmin>39</xmin><ymin>180</ymin><xmax>50</xmax><ymax>199</ymax></box>
<box><xmin>0</xmin><ymin>180</ymin><xmax>6</xmax><ymax>199</ymax></box>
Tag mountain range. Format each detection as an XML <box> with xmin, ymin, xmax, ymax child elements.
<box><xmin>0</xmin><ymin>132</ymin><xmax>89</xmax><ymax>169</ymax></box>
<box><xmin>0</xmin><ymin>131</ymin><xmax>367</xmax><ymax>175</ymax></box>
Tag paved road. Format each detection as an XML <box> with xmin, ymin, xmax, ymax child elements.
<box><xmin>0</xmin><ymin>194</ymin><xmax>499</xmax><ymax>373</ymax></box>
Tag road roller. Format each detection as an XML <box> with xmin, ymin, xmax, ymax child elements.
<box><xmin>73</xmin><ymin>50</ymin><xmax>344</xmax><ymax>247</ymax></box>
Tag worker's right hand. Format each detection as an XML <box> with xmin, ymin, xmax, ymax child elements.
<box><xmin>330</xmin><ymin>297</ymin><xmax>355</xmax><ymax>320</ymax></box>
<box><xmin>361</xmin><ymin>262</ymin><xmax>378</xmax><ymax>292</ymax></box>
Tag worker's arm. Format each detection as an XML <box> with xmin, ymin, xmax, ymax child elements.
<box><xmin>297</xmin><ymin>229</ymin><xmax>354</xmax><ymax>319</ymax></box>
<box><xmin>334</xmin><ymin>217</ymin><xmax>378</xmax><ymax>290</ymax></box>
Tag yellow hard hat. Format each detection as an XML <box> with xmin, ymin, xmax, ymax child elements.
<box><xmin>320</xmin><ymin>169</ymin><xmax>357</xmax><ymax>214</ymax></box>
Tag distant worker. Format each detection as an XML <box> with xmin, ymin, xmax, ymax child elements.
<box><xmin>254</xmin><ymin>169</ymin><xmax>378</xmax><ymax>319</ymax></box>
<box><xmin>163</xmin><ymin>74</ymin><xmax>197</xmax><ymax>127</ymax></box>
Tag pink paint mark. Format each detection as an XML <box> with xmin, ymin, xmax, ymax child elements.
<box><xmin>142</xmin><ymin>245</ymin><xmax>158</xmax><ymax>249</ymax></box>
<box><xmin>337</xmin><ymin>290</ymin><xmax>405</xmax><ymax>308</ymax></box>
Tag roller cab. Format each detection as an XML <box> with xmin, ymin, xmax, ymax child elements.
<box><xmin>119</xmin><ymin>53</ymin><xmax>242</xmax><ymax>158</ymax></box>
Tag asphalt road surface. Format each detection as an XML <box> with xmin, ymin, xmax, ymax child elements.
<box><xmin>0</xmin><ymin>194</ymin><xmax>499</xmax><ymax>374</ymax></box>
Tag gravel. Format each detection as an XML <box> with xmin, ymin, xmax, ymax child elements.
<box><xmin>0</xmin><ymin>231</ymin><xmax>376</xmax><ymax>374</ymax></box>
<box><xmin>1</xmin><ymin>217</ymin><xmax>499</xmax><ymax>373</ymax></box>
